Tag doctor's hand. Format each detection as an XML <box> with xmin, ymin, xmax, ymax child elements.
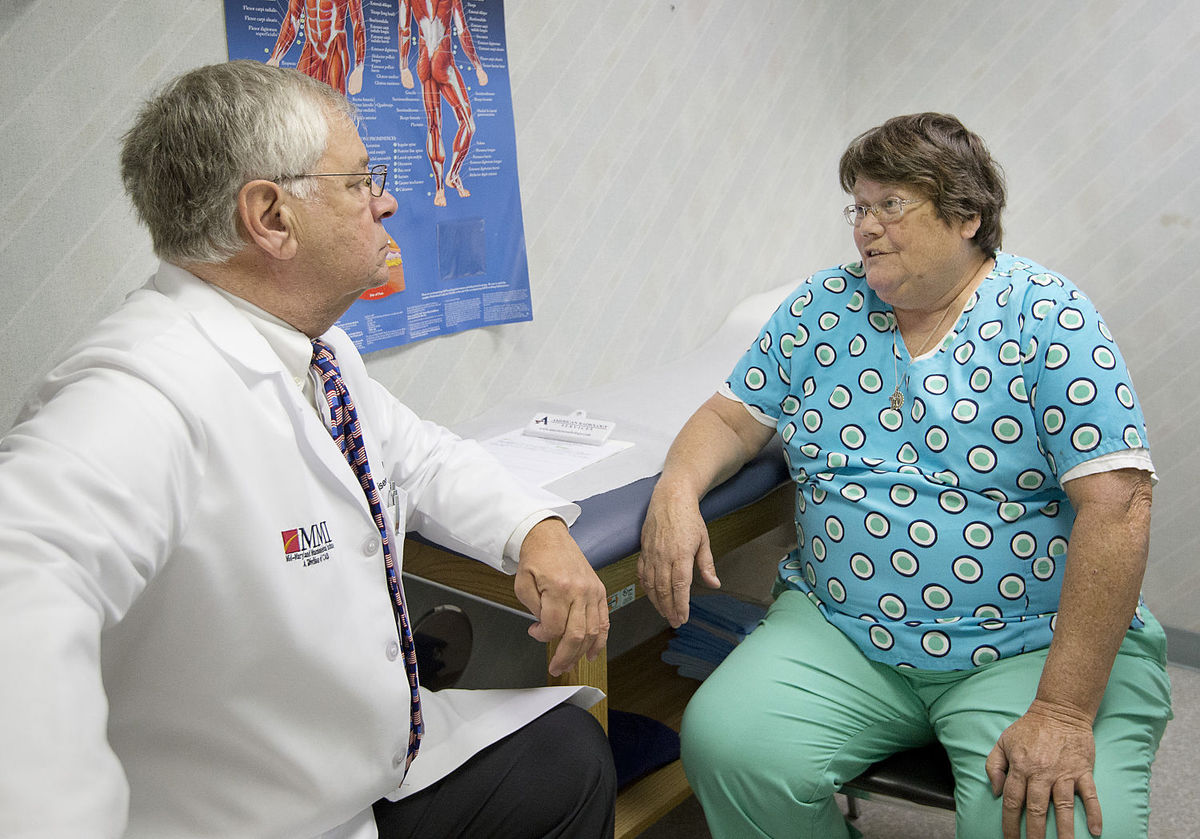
<box><xmin>514</xmin><ymin>518</ymin><xmax>609</xmax><ymax>676</ymax></box>
<box><xmin>986</xmin><ymin>699</ymin><xmax>1102</xmax><ymax>839</ymax></box>
<box><xmin>638</xmin><ymin>483</ymin><xmax>720</xmax><ymax>629</ymax></box>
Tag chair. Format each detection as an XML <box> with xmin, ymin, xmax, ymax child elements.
<box><xmin>842</xmin><ymin>742</ymin><xmax>956</xmax><ymax>818</ymax></box>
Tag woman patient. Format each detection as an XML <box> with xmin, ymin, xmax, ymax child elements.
<box><xmin>639</xmin><ymin>112</ymin><xmax>1172</xmax><ymax>839</ymax></box>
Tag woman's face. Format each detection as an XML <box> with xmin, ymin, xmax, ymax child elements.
<box><xmin>851</xmin><ymin>178</ymin><xmax>982</xmax><ymax>313</ymax></box>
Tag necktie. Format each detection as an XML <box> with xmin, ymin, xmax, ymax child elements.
<box><xmin>310</xmin><ymin>338</ymin><xmax>422</xmax><ymax>773</ymax></box>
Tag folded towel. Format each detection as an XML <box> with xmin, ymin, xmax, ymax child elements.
<box><xmin>607</xmin><ymin>710</ymin><xmax>682</xmax><ymax>789</ymax></box>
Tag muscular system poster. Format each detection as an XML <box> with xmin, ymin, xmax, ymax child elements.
<box><xmin>224</xmin><ymin>0</ymin><xmax>533</xmax><ymax>352</ymax></box>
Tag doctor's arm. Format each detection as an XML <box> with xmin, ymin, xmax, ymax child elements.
<box><xmin>985</xmin><ymin>466</ymin><xmax>1152</xmax><ymax>839</ymax></box>
<box><xmin>0</xmin><ymin>371</ymin><xmax>199</xmax><ymax>836</ymax></box>
<box><xmin>639</xmin><ymin>393</ymin><xmax>776</xmax><ymax>627</ymax></box>
<box><xmin>367</xmin><ymin>383</ymin><xmax>608</xmax><ymax>674</ymax></box>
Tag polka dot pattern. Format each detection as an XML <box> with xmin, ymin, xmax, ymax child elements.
<box><xmin>727</xmin><ymin>253</ymin><xmax>1149</xmax><ymax>669</ymax></box>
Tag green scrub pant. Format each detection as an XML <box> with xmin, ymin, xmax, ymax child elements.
<box><xmin>681</xmin><ymin>590</ymin><xmax>1172</xmax><ymax>838</ymax></box>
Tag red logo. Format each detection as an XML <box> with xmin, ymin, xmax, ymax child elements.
<box><xmin>281</xmin><ymin>522</ymin><xmax>335</xmax><ymax>566</ymax></box>
<box><xmin>281</xmin><ymin>529</ymin><xmax>300</xmax><ymax>554</ymax></box>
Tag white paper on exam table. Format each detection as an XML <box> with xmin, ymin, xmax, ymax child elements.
<box><xmin>458</xmin><ymin>281</ymin><xmax>797</xmax><ymax>499</ymax></box>
<box><xmin>481</xmin><ymin>429</ymin><xmax>634</xmax><ymax>488</ymax></box>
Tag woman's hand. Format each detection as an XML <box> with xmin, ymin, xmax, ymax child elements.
<box><xmin>639</xmin><ymin>484</ymin><xmax>721</xmax><ymax>627</ymax></box>
<box><xmin>986</xmin><ymin>699</ymin><xmax>1102</xmax><ymax>839</ymax></box>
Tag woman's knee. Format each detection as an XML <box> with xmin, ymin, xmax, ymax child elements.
<box><xmin>681</xmin><ymin>690</ymin><xmax>827</xmax><ymax>806</ymax></box>
<box><xmin>679</xmin><ymin>680</ymin><xmax>766</xmax><ymax>782</ymax></box>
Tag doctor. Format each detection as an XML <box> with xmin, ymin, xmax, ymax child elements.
<box><xmin>0</xmin><ymin>61</ymin><xmax>615</xmax><ymax>838</ymax></box>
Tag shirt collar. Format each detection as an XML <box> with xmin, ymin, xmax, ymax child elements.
<box><xmin>207</xmin><ymin>284</ymin><xmax>318</xmax><ymax>409</ymax></box>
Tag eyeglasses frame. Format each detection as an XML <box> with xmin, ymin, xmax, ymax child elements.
<box><xmin>279</xmin><ymin>163</ymin><xmax>389</xmax><ymax>197</ymax></box>
<box><xmin>842</xmin><ymin>196</ymin><xmax>924</xmax><ymax>227</ymax></box>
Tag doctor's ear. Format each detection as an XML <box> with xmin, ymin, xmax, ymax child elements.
<box><xmin>238</xmin><ymin>180</ymin><xmax>300</xmax><ymax>261</ymax></box>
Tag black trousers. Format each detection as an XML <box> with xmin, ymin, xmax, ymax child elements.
<box><xmin>373</xmin><ymin>704</ymin><xmax>616</xmax><ymax>839</ymax></box>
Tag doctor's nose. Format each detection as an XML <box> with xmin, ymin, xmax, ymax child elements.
<box><xmin>373</xmin><ymin>189</ymin><xmax>398</xmax><ymax>221</ymax></box>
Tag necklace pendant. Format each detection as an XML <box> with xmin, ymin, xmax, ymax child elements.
<box><xmin>889</xmin><ymin>388</ymin><xmax>904</xmax><ymax>411</ymax></box>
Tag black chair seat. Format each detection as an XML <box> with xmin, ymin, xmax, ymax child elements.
<box><xmin>842</xmin><ymin>742</ymin><xmax>956</xmax><ymax>811</ymax></box>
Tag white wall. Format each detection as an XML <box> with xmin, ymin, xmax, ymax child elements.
<box><xmin>2</xmin><ymin>0</ymin><xmax>1197</xmax><ymax>637</ymax></box>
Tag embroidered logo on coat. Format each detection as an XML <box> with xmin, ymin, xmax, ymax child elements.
<box><xmin>281</xmin><ymin>522</ymin><xmax>335</xmax><ymax>567</ymax></box>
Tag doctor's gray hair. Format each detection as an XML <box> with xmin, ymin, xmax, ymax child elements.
<box><xmin>120</xmin><ymin>60</ymin><xmax>358</xmax><ymax>264</ymax></box>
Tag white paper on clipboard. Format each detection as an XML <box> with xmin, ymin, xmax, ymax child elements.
<box><xmin>481</xmin><ymin>429</ymin><xmax>633</xmax><ymax>487</ymax></box>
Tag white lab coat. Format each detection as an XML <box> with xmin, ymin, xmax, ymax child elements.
<box><xmin>0</xmin><ymin>264</ymin><xmax>589</xmax><ymax>838</ymax></box>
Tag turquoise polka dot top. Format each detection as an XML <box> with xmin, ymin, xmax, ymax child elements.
<box><xmin>726</xmin><ymin>253</ymin><xmax>1149</xmax><ymax>670</ymax></box>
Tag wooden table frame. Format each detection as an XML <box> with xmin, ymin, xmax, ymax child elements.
<box><xmin>403</xmin><ymin>482</ymin><xmax>793</xmax><ymax>838</ymax></box>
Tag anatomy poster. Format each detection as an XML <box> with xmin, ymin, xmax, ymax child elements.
<box><xmin>224</xmin><ymin>0</ymin><xmax>533</xmax><ymax>352</ymax></box>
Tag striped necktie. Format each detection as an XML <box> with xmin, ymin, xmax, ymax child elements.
<box><xmin>310</xmin><ymin>338</ymin><xmax>422</xmax><ymax>773</ymax></box>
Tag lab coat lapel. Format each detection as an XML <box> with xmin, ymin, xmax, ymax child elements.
<box><xmin>149</xmin><ymin>264</ymin><xmax>372</xmax><ymax>511</ymax></box>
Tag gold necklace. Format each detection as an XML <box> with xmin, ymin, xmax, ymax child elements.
<box><xmin>887</xmin><ymin>256</ymin><xmax>993</xmax><ymax>412</ymax></box>
<box><xmin>889</xmin><ymin>300</ymin><xmax>959</xmax><ymax>411</ymax></box>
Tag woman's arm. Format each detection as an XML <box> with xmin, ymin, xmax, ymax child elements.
<box><xmin>639</xmin><ymin>393</ymin><xmax>777</xmax><ymax>627</ymax></box>
<box><xmin>986</xmin><ymin>467</ymin><xmax>1152</xmax><ymax>839</ymax></box>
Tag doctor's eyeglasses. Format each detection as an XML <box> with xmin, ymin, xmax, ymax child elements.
<box><xmin>281</xmin><ymin>164</ymin><xmax>389</xmax><ymax>197</ymax></box>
